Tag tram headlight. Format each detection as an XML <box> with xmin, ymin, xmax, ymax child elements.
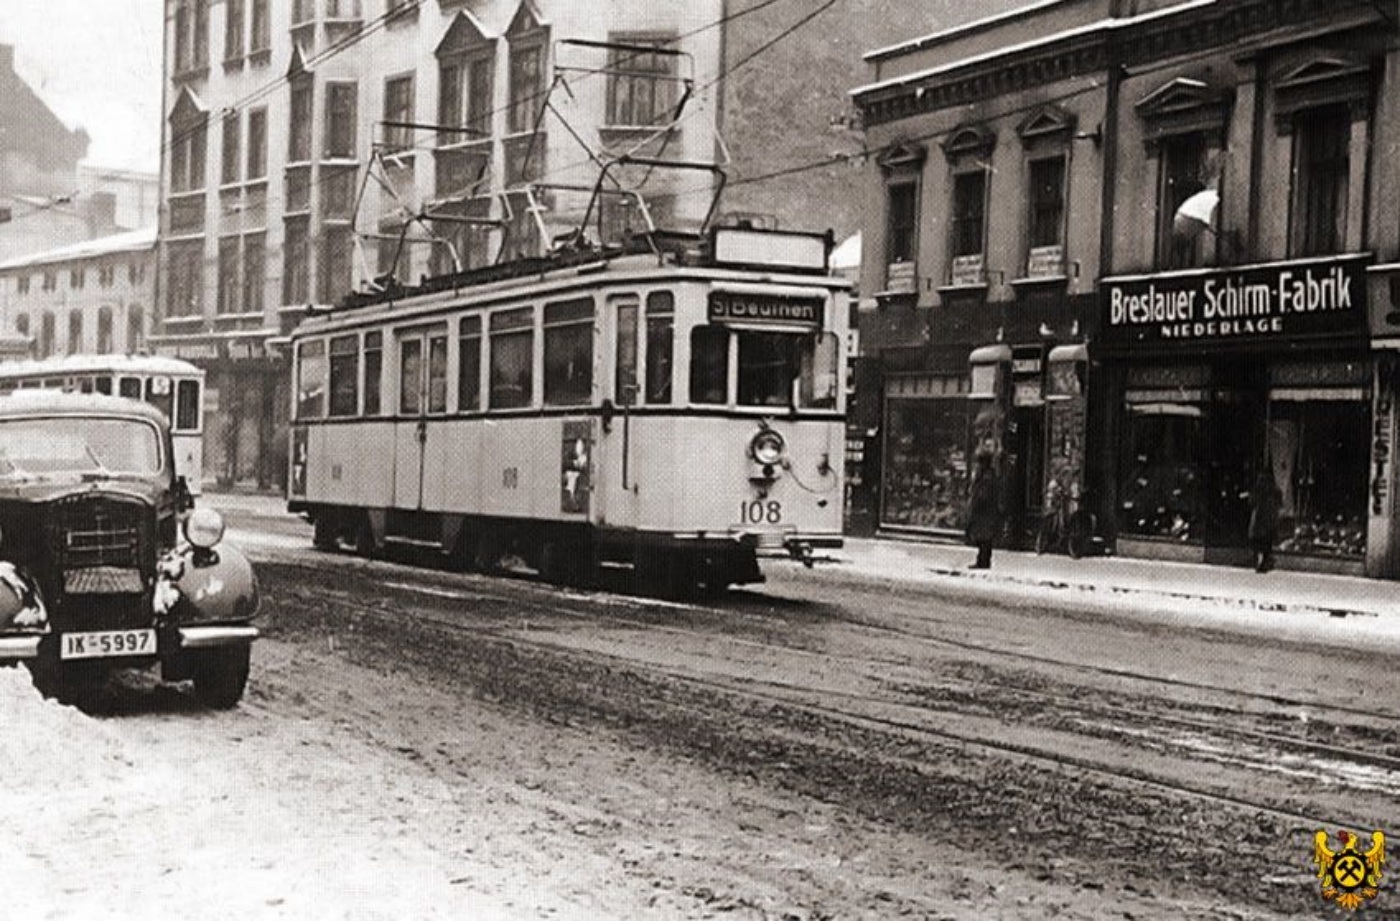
<box><xmin>749</xmin><ymin>429</ymin><xmax>786</xmax><ymax>466</ymax></box>
<box><xmin>183</xmin><ymin>507</ymin><xmax>225</xmax><ymax>550</ymax></box>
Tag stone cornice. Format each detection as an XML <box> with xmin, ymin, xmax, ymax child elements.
<box><xmin>855</xmin><ymin>0</ymin><xmax>1381</xmax><ymax>128</ymax></box>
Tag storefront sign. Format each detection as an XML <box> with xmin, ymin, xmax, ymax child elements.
<box><xmin>1100</xmin><ymin>255</ymin><xmax>1369</xmax><ymax>348</ymax></box>
<box><xmin>708</xmin><ymin>291</ymin><xmax>822</xmax><ymax>327</ymax></box>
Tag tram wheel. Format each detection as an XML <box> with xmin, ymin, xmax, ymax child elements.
<box><xmin>353</xmin><ymin>515</ymin><xmax>377</xmax><ymax>559</ymax></box>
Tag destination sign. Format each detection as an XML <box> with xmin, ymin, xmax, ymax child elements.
<box><xmin>1099</xmin><ymin>254</ymin><xmax>1368</xmax><ymax>348</ymax></box>
<box><xmin>708</xmin><ymin>290</ymin><xmax>823</xmax><ymax>327</ymax></box>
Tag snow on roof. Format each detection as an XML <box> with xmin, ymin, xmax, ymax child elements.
<box><xmin>863</xmin><ymin>0</ymin><xmax>1074</xmax><ymax>63</ymax></box>
<box><xmin>0</xmin><ymin>226</ymin><xmax>156</xmax><ymax>272</ymax></box>
<box><xmin>0</xmin><ymin>353</ymin><xmax>202</xmax><ymax>378</ymax></box>
<box><xmin>852</xmin><ymin>0</ymin><xmax>1217</xmax><ymax>100</ymax></box>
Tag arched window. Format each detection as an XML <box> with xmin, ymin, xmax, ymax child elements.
<box><xmin>67</xmin><ymin>311</ymin><xmax>84</xmax><ymax>355</ymax></box>
<box><xmin>127</xmin><ymin>305</ymin><xmax>146</xmax><ymax>353</ymax></box>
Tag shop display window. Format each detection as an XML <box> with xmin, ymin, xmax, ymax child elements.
<box><xmin>1119</xmin><ymin>403</ymin><xmax>1204</xmax><ymax>541</ymax></box>
<box><xmin>881</xmin><ymin>394</ymin><xmax>971</xmax><ymax>531</ymax></box>
<box><xmin>1269</xmin><ymin>399</ymin><xmax>1367</xmax><ymax>557</ymax></box>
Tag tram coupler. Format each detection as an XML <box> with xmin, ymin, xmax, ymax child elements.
<box><xmin>786</xmin><ymin>540</ymin><xmax>816</xmax><ymax>568</ymax></box>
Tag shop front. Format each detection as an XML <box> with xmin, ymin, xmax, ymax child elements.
<box><xmin>879</xmin><ymin>371</ymin><xmax>974</xmax><ymax>534</ymax></box>
<box><xmin>1100</xmin><ymin>254</ymin><xmax>1372</xmax><ymax>572</ymax></box>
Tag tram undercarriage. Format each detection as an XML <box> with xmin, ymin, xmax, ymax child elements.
<box><xmin>301</xmin><ymin>504</ymin><xmax>833</xmax><ymax>599</ymax></box>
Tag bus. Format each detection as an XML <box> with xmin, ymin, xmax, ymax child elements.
<box><xmin>0</xmin><ymin>354</ymin><xmax>206</xmax><ymax>495</ymax></box>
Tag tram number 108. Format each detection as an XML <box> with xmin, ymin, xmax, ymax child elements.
<box><xmin>738</xmin><ymin>499</ymin><xmax>783</xmax><ymax>525</ymax></box>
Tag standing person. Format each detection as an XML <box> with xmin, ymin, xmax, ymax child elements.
<box><xmin>966</xmin><ymin>452</ymin><xmax>1000</xmax><ymax>569</ymax></box>
<box><xmin>1247</xmin><ymin>470</ymin><xmax>1282</xmax><ymax>573</ymax></box>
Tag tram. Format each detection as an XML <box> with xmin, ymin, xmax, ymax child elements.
<box><xmin>286</xmin><ymin>190</ymin><xmax>849</xmax><ymax>595</ymax></box>
<box><xmin>0</xmin><ymin>354</ymin><xmax>206</xmax><ymax>495</ymax></box>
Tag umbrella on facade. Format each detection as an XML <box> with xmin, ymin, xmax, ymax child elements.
<box><xmin>1172</xmin><ymin>188</ymin><xmax>1219</xmax><ymax>239</ymax></box>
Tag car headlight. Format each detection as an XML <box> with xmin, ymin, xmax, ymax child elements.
<box><xmin>750</xmin><ymin>429</ymin><xmax>786</xmax><ymax>466</ymax></box>
<box><xmin>184</xmin><ymin>507</ymin><xmax>225</xmax><ymax>549</ymax></box>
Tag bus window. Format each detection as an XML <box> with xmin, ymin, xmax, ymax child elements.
<box><xmin>176</xmin><ymin>379</ymin><xmax>201</xmax><ymax>431</ymax></box>
<box><xmin>119</xmin><ymin>377</ymin><xmax>142</xmax><ymax>399</ymax></box>
<box><xmin>145</xmin><ymin>375</ymin><xmax>174</xmax><ymax>420</ymax></box>
<box><xmin>78</xmin><ymin>376</ymin><xmax>95</xmax><ymax>394</ymax></box>
<box><xmin>645</xmin><ymin>292</ymin><xmax>673</xmax><ymax>405</ymax></box>
<box><xmin>689</xmin><ymin>327</ymin><xmax>729</xmax><ymax>405</ymax></box>
<box><xmin>95</xmin><ymin>376</ymin><xmax>113</xmax><ymax>395</ymax></box>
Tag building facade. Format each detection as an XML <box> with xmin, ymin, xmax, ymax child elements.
<box><xmin>854</xmin><ymin>0</ymin><xmax>1400</xmax><ymax>576</ymax></box>
<box><xmin>0</xmin><ymin>227</ymin><xmax>155</xmax><ymax>360</ymax></box>
<box><xmin>157</xmin><ymin>0</ymin><xmax>727</xmax><ymax>488</ymax></box>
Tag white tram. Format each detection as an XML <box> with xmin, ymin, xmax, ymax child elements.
<box><xmin>287</xmin><ymin>224</ymin><xmax>849</xmax><ymax>594</ymax></box>
<box><xmin>0</xmin><ymin>354</ymin><xmax>206</xmax><ymax>495</ymax></box>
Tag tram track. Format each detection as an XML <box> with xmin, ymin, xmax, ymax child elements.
<box><xmin>260</xmin><ymin>555</ymin><xmax>1399</xmax><ymax>830</ymax></box>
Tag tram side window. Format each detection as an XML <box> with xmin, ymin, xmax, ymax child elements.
<box><xmin>328</xmin><ymin>334</ymin><xmax>359</xmax><ymax>417</ymax></box>
<box><xmin>544</xmin><ymin>297</ymin><xmax>594</xmax><ymax>406</ymax></box>
<box><xmin>613</xmin><ymin>295</ymin><xmax>639</xmax><ymax>405</ymax></box>
<box><xmin>364</xmin><ymin>331</ymin><xmax>383</xmax><ymax>415</ymax></box>
<box><xmin>175</xmin><ymin>379</ymin><xmax>201</xmax><ymax>431</ymax></box>
<box><xmin>428</xmin><ymin>333</ymin><xmax>448</xmax><ymax>413</ymax></box>
<box><xmin>119</xmin><ymin>377</ymin><xmax>142</xmax><ymax>400</ymax></box>
<box><xmin>645</xmin><ymin>291</ymin><xmax>673</xmax><ymax>405</ymax></box>
<box><xmin>399</xmin><ymin>338</ymin><xmax>424</xmax><ymax>415</ymax></box>
<box><xmin>489</xmin><ymin>307</ymin><xmax>534</xmax><ymax>409</ymax></box>
<box><xmin>297</xmin><ymin>340</ymin><xmax>327</xmax><ymax>419</ymax></box>
<box><xmin>458</xmin><ymin>316</ymin><xmax>482</xmax><ymax>412</ymax></box>
<box><xmin>689</xmin><ymin>326</ymin><xmax>729</xmax><ymax>405</ymax></box>
<box><xmin>145</xmin><ymin>375</ymin><xmax>175</xmax><ymax>421</ymax></box>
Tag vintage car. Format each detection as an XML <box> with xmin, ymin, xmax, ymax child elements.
<box><xmin>0</xmin><ymin>390</ymin><xmax>258</xmax><ymax>708</ymax></box>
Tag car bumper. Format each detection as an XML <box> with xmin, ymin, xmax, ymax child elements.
<box><xmin>0</xmin><ymin>635</ymin><xmax>42</xmax><ymax>660</ymax></box>
<box><xmin>178</xmin><ymin>624</ymin><xmax>260</xmax><ymax>649</ymax></box>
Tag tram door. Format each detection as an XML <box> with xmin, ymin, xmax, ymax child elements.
<box><xmin>393</xmin><ymin>325</ymin><xmax>447</xmax><ymax>510</ymax></box>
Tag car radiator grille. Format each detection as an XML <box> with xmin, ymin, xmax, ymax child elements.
<box><xmin>47</xmin><ymin>496</ymin><xmax>152</xmax><ymax>574</ymax></box>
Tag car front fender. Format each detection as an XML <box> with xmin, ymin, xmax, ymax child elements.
<box><xmin>168</xmin><ymin>543</ymin><xmax>260</xmax><ymax>625</ymax></box>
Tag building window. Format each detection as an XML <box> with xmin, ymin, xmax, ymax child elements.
<box><xmin>224</xmin><ymin>0</ymin><xmax>245</xmax><ymax>61</ymax></box>
<box><xmin>67</xmin><ymin>311</ymin><xmax>83</xmax><ymax>355</ymax></box>
<box><xmin>221</xmin><ymin>111</ymin><xmax>241</xmax><ymax>185</ymax></box>
<box><xmin>458</xmin><ymin>315</ymin><xmax>482</xmax><ymax>411</ymax></box>
<box><xmin>489</xmin><ymin>307</ymin><xmax>534</xmax><ymax>409</ymax></box>
<box><xmin>246</xmin><ymin>108</ymin><xmax>267</xmax><ymax>180</ymax></box>
<box><xmin>325</xmin><ymin>82</ymin><xmax>358</xmax><ymax>159</ymax></box>
<box><xmin>242</xmin><ymin>232</ymin><xmax>265</xmax><ymax>313</ymax></box>
<box><xmin>42</xmin><ymin>272</ymin><xmax>57</xmax><ymax>292</ymax></box>
<box><xmin>171</xmin><ymin>115</ymin><xmax>209</xmax><ymax>193</ymax></box>
<box><xmin>325</xmin><ymin>0</ymin><xmax>361</xmax><ymax>21</ymax></box>
<box><xmin>174</xmin><ymin>0</ymin><xmax>209</xmax><ymax>75</ymax></box>
<box><xmin>605</xmin><ymin>37</ymin><xmax>678</xmax><ymax>128</ymax></box>
<box><xmin>383</xmin><ymin>74</ymin><xmax>415</xmax><ymax>151</ymax></box>
<box><xmin>70</xmin><ymin>268</ymin><xmax>85</xmax><ymax>290</ymax></box>
<box><xmin>1027</xmin><ymin>156</ymin><xmax>1065</xmax><ymax>249</ymax></box>
<box><xmin>438</xmin><ymin>55</ymin><xmax>494</xmax><ymax>143</ymax></box>
<box><xmin>951</xmin><ymin>170</ymin><xmax>987</xmax><ymax>259</ymax></box>
<box><xmin>249</xmin><ymin>0</ymin><xmax>270</xmax><ymax>56</ymax></box>
<box><xmin>291</xmin><ymin>0</ymin><xmax>316</xmax><ymax>27</ymax></box>
<box><xmin>1292</xmin><ymin>105</ymin><xmax>1350</xmax><ymax>257</ymax></box>
<box><xmin>318</xmin><ymin>226</ymin><xmax>354</xmax><ymax>304</ymax></box>
<box><xmin>127</xmin><ymin>306</ymin><xmax>144</xmax><ymax>352</ymax></box>
<box><xmin>97</xmin><ymin>307</ymin><xmax>114</xmax><ymax>353</ymax></box>
<box><xmin>99</xmin><ymin>264</ymin><xmax>116</xmax><ymax>287</ymax></box>
<box><xmin>886</xmin><ymin>181</ymin><xmax>917</xmax><ymax>265</ymax></box>
<box><xmin>508</xmin><ymin>42</ymin><xmax>545</xmax><ymax>134</ymax></box>
<box><xmin>14</xmin><ymin>314</ymin><xmax>29</xmax><ymax>338</ymax></box>
<box><xmin>328</xmin><ymin>334</ymin><xmax>359</xmax><ymax>416</ymax></box>
<box><xmin>543</xmin><ymin>298</ymin><xmax>594</xmax><ymax>406</ymax></box>
<box><xmin>166</xmin><ymin>240</ymin><xmax>205</xmax><ymax>318</ymax></box>
<box><xmin>289</xmin><ymin>79</ymin><xmax>314</xmax><ymax>163</ymax></box>
<box><xmin>129</xmin><ymin>261</ymin><xmax>146</xmax><ymax>286</ymax></box>
<box><xmin>39</xmin><ymin>313</ymin><xmax>55</xmax><ymax>358</ymax></box>
<box><xmin>284</xmin><ymin>217</ymin><xmax>310</xmax><ymax>304</ymax></box>
<box><xmin>1157</xmin><ymin>133</ymin><xmax>1207</xmax><ymax>269</ymax></box>
<box><xmin>218</xmin><ymin>236</ymin><xmax>242</xmax><ymax>314</ymax></box>
<box><xmin>16</xmin><ymin>276</ymin><xmax>29</xmax><ymax>295</ymax></box>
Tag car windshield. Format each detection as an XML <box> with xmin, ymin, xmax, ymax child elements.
<box><xmin>0</xmin><ymin>416</ymin><xmax>163</xmax><ymax>477</ymax></box>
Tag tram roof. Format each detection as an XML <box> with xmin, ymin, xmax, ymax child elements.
<box><xmin>0</xmin><ymin>353</ymin><xmax>204</xmax><ymax>379</ymax></box>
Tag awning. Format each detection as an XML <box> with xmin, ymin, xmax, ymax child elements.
<box><xmin>1047</xmin><ymin>343</ymin><xmax>1089</xmax><ymax>363</ymax></box>
<box><xmin>968</xmin><ymin>343</ymin><xmax>1012</xmax><ymax>365</ymax></box>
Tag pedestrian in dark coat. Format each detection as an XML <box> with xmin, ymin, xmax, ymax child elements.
<box><xmin>966</xmin><ymin>453</ymin><xmax>1000</xmax><ymax>569</ymax></box>
<box><xmin>1247</xmin><ymin>471</ymin><xmax>1282</xmax><ymax>573</ymax></box>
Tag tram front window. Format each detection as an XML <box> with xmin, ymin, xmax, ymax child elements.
<box><xmin>736</xmin><ymin>330</ymin><xmax>838</xmax><ymax>409</ymax></box>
